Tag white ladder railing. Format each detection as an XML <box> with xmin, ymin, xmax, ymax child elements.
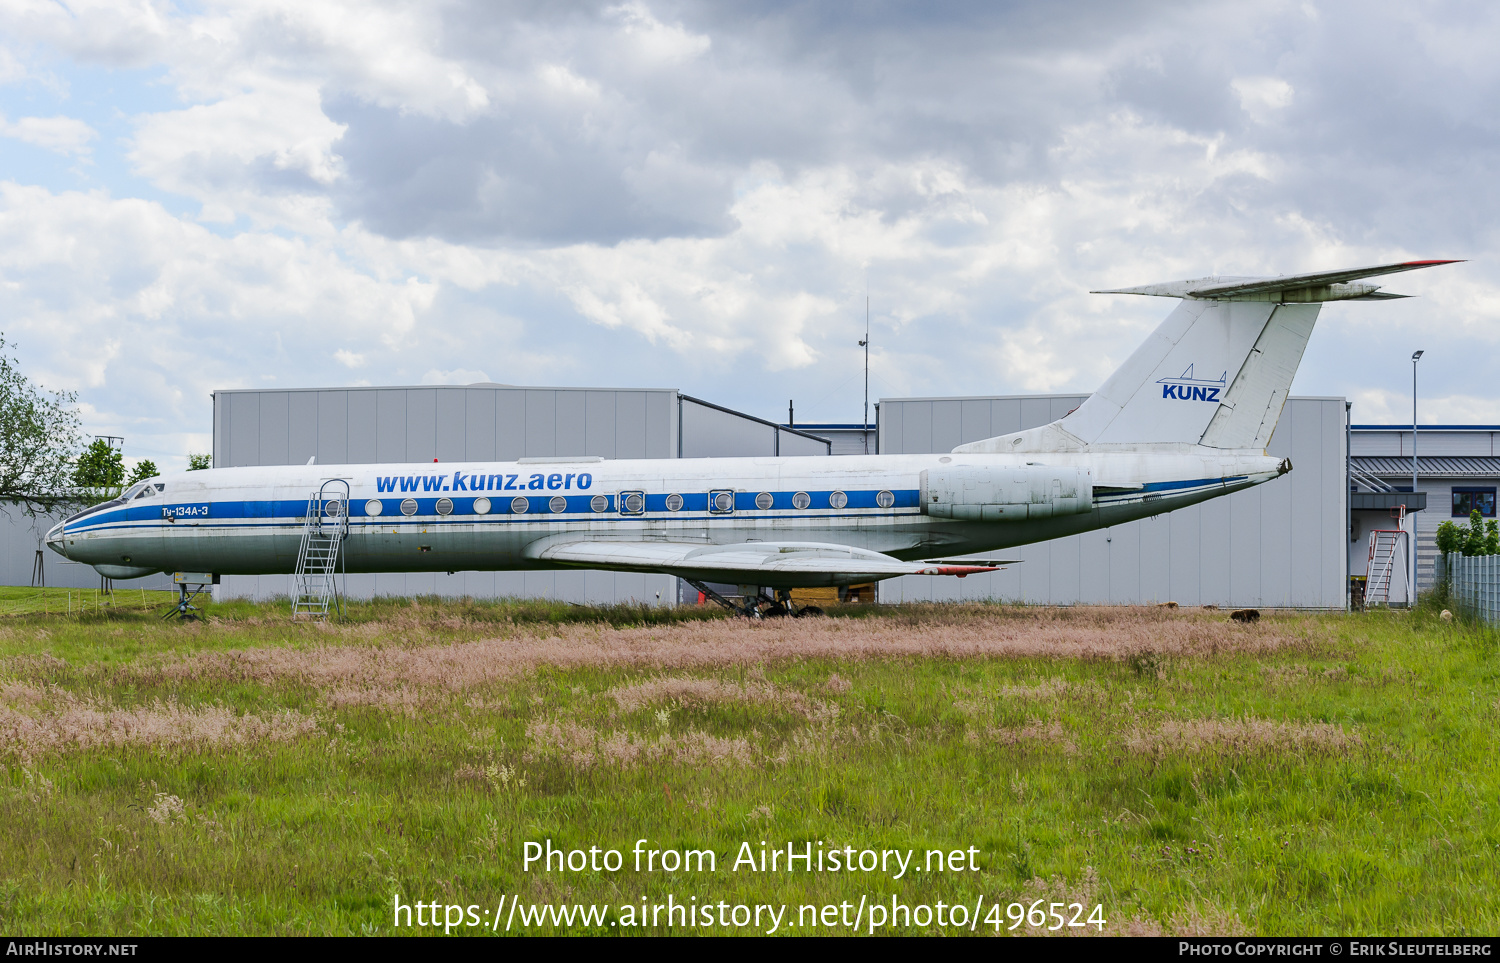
<box><xmin>1364</xmin><ymin>529</ymin><xmax>1407</xmax><ymax>608</ymax></box>
<box><xmin>292</xmin><ymin>480</ymin><xmax>349</xmax><ymax>621</ymax></box>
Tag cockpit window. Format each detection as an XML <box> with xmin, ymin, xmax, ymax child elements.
<box><xmin>122</xmin><ymin>482</ymin><xmax>150</xmax><ymax>500</ymax></box>
<box><xmin>154</xmin><ymin>483</ymin><xmax>165</xmax><ymax>492</ymax></box>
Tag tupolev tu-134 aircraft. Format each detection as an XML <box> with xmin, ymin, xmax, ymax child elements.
<box><xmin>48</xmin><ymin>259</ymin><xmax>1458</xmax><ymax>613</ymax></box>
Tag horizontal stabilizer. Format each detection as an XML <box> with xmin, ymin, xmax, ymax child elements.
<box><xmin>1091</xmin><ymin>259</ymin><xmax>1461</xmax><ymax>302</ymax></box>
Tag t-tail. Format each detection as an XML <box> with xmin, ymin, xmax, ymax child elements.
<box><xmin>957</xmin><ymin>259</ymin><xmax>1462</xmax><ymax>454</ymax></box>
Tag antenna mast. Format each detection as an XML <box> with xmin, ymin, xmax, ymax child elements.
<box><xmin>859</xmin><ymin>295</ymin><xmax>870</xmax><ymax>454</ymax></box>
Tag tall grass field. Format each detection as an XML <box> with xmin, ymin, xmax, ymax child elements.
<box><xmin>0</xmin><ymin>594</ymin><xmax>1495</xmax><ymax>936</ymax></box>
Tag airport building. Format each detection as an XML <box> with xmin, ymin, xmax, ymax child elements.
<box><xmin>3</xmin><ymin>381</ymin><xmax>1493</xmax><ymax>609</ymax></box>
<box><xmin>1348</xmin><ymin>424</ymin><xmax>1500</xmax><ymax>593</ymax></box>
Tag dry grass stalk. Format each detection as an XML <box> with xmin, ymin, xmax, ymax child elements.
<box><xmin>1125</xmin><ymin>718</ymin><xmax>1360</xmax><ymax>757</ymax></box>
<box><xmin>525</xmin><ymin>718</ymin><xmax>754</xmax><ymax>769</ymax></box>
<box><xmin>153</xmin><ymin>642</ymin><xmax>525</xmax><ymax>692</ymax></box>
<box><xmin>607</xmin><ymin>675</ymin><xmax>824</xmax><ymax>719</ymax></box>
<box><xmin>0</xmin><ymin>691</ymin><xmax>320</xmax><ymax>756</ymax></box>
<box><xmin>996</xmin><ymin>677</ymin><xmax>1075</xmax><ymax>699</ymax></box>
<box><xmin>1259</xmin><ymin>664</ymin><xmax>1348</xmax><ymax>684</ymax></box>
<box><xmin>146</xmin><ymin>792</ymin><xmax>186</xmax><ymax>825</ymax></box>
<box><xmin>821</xmin><ymin>673</ymin><xmax>853</xmax><ymax>694</ymax></box>
<box><xmin>0</xmin><ymin>681</ymin><xmax>44</xmax><ymax>707</ymax></box>
<box><xmin>128</xmin><ymin>608</ymin><xmax>1321</xmax><ymax>706</ymax></box>
<box><xmin>953</xmin><ymin>677</ymin><xmax>1095</xmax><ymax>716</ymax></box>
<box><xmin>965</xmin><ymin>719</ymin><xmax>1078</xmax><ymax>754</ymax></box>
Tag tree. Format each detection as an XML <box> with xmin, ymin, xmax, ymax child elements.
<box><xmin>126</xmin><ymin>459</ymin><xmax>159</xmax><ymax>485</ymax></box>
<box><xmin>73</xmin><ymin>438</ymin><xmax>125</xmax><ymax>504</ymax></box>
<box><xmin>187</xmin><ymin>453</ymin><xmax>211</xmax><ymax>471</ymax></box>
<box><xmin>1436</xmin><ymin>510</ymin><xmax>1500</xmax><ymax>558</ymax></box>
<box><xmin>0</xmin><ymin>335</ymin><xmax>83</xmax><ymax>514</ymax></box>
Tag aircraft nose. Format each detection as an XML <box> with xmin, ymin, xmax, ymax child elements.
<box><xmin>45</xmin><ymin>520</ymin><xmax>68</xmax><ymax>556</ymax></box>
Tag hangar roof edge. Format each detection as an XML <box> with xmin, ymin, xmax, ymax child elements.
<box><xmin>213</xmin><ymin>384</ymin><xmax>682</xmax><ymax>396</ymax></box>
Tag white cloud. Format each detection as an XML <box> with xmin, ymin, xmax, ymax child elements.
<box><xmin>0</xmin><ymin>182</ymin><xmax>440</xmax><ymax>452</ymax></box>
<box><xmin>1349</xmin><ymin>388</ymin><xmax>1499</xmax><ymax>426</ymax></box>
<box><xmin>606</xmin><ymin>2</ymin><xmax>712</xmax><ymax>66</ymax></box>
<box><xmin>0</xmin><ymin>0</ymin><xmax>1497</xmax><ymax>437</ymax></box>
<box><xmin>0</xmin><ymin>114</ymin><xmax>96</xmax><ymax>154</ymax></box>
<box><xmin>1231</xmin><ymin>76</ymin><xmax>1295</xmax><ymax>123</ymax></box>
<box><xmin>422</xmin><ymin>368</ymin><xmax>491</xmax><ymax>385</ymax></box>
<box><xmin>0</xmin><ymin>47</ymin><xmax>26</xmax><ymax>84</ymax></box>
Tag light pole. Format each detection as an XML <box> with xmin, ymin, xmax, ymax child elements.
<box><xmin>1411</xmin><ymin>349</ymin><xmax>1423</xmax><ymax>604</ymax></box>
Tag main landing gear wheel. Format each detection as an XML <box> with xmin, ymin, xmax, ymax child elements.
<box><xmin>793</xmin><ymin>605</ymin><xmax>824</xmax><ymax>618</ymax></box>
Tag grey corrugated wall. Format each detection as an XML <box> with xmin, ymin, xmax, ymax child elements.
<box><xmin>215</xmin><ymin>386</ymin><xmax>680</xmax><ymax>468</ymax></box>
<box><xmin>878</xmin><ymin>395</ymin><xmax>1347</xmax><ymax>608</ymax></box>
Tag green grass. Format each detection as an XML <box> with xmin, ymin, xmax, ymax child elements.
<box><xmin>0</xmin><ymin>598</ymin><xmax>1495</xmax><ymax>936</ymax></box>
<box><xmin>0</xmin><ymin>585</ymin><xmax>180</xmax><ymax>617</ymax></box>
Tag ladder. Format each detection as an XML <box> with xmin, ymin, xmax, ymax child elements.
<box><xmin>292</xmin><ymin>480</ymin><xmax>349</xmax><ymax>621</ymax></box>
<box><xmin>1363</xmin><ymin>529</ymin><xmax>1407</xmax><ymax>608</ymax></box>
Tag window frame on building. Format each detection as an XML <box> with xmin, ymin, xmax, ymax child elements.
<box><xmin>1451</xmin><ymin>487</ymin><xmax>1498</xmax><ymax>518</ymax></box>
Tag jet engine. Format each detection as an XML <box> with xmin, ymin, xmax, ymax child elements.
<box><xmin>921</xmin><ymin>465</ymin><xmax>1093</xmax><ymax>521</ymax></box>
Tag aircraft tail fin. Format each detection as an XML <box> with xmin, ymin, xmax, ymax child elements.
<box><xmin>955</xmin><ymin>259</ymin><xmax>1460</xmax><ymax>454</ymax></box>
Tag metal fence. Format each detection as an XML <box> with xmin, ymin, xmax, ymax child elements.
<box><xmin>1447</xmin><ymin>553</ymin><xmax>1500</xmax><ymax>625</ymax></box>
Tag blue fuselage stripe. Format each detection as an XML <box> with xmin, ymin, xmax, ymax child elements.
<box><xmin>63</xmin><ymin>489</ymin><xmax>924</xmax><ymax>534</ymax></box>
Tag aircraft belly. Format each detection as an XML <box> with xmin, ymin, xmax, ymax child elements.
<box><xmin>904</xmin><ymin>479</ymin><xmax>1256</xmax><ymax>556</ymax></box>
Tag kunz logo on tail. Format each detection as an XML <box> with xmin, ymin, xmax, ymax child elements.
<box><xmin>1157</xmin><ymin>364</ymin><xmax>1226</xmax><ymax>402</ymax></box>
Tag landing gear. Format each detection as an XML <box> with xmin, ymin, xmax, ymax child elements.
<box><xmin>162</xmin><ymin>581</ymin><xmax>209</xmax><ymax>621</ymax></box>
<box><xmin>684</xmin><ymin>581</ymin><xmax>825</xmax><ymax>619</ymax></box>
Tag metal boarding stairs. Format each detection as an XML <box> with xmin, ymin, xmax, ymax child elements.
<box><xmin>1363</xmin><ymin>503</ymin><xmax>1409</xmax><ymax>610</ymax></box>
<box><xmin>292</xmin><ymin>480</ymin><xmax>349</xmax><ymax>621</ymax></box>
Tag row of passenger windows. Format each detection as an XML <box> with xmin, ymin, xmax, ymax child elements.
<box><xmin>358</xmin><ymin>489</ymin><xmax>898</xmax><ymax>517</ymax></box>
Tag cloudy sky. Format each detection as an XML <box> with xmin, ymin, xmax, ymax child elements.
<box><xmin>0</xmin><ymin>0</ymin><xmax>1495</xmax><ymax>470</ymax></box>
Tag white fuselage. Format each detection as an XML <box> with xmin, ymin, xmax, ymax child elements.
<box><xmin>47</xmin><ymin>449</ymin><xmax>1286</xmax><ymax>585</ymax></box>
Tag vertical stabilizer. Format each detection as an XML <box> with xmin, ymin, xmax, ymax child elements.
<box><xmin>1054</xmin><ymin>299</ymin><xmax>1283</xmax><ymax>447</ymax></box>
<box><xmin>953</xmin><ymin>259</ymin><xmax>1459</xmax><ymax>455</ymax></box>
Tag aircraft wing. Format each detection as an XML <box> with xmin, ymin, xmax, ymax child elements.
<box><xmin>526</xmin><ymin>539</ymin><xmax>1009</xmax><ymax>587</ymax></box>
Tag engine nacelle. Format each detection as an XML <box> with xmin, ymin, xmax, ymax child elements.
<box><xmin>921</xmin><ymin>465</ymin><xmax>1093</xmax><ymax>521</ymax></box>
